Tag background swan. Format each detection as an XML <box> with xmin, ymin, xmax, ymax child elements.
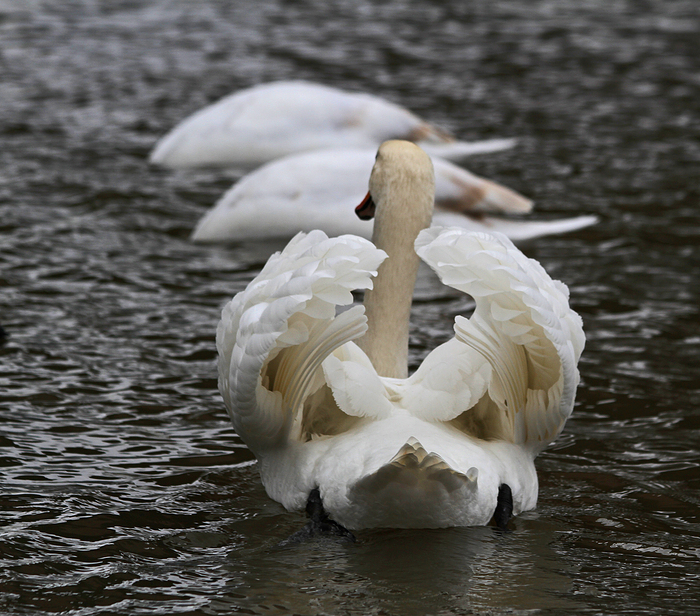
<box><xmin>150</xmin><ymin>81</ymin><xmax>516</xmax><ymax>169</ymax></box>
<box><xmin>217</xmin><ymin>141</ymin><xmax>584</xmax><ymax>530</ymax></box>
<box><xmin>192</xmin><ymin>148</ymin><xmax>597</xmax><ymax>242</ymax></box>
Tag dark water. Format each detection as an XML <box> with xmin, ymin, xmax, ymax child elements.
<box><xmin>1</xmin><ymin>1</ymin><xmax>699</xmax><ymax>614</ymax></box>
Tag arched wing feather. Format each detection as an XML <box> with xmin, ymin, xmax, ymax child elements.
<box><xmin>391</xmin><ymin>338</ymin><xmax>493</xmax><ymax>422</ymax></box>
<box><xmin>217</xmin><ymin>230</ymin><xmax>387</xmax><ymax>455</ymax></box>
<box><xmin>415</xmin><ymin>227</ymin><xmax>584</xmax><ymax>453</ymax></box>
<box><xmin>322</xmin><ymin>341</ymin><xmax>394</xmax><ymax>420</ymax></box>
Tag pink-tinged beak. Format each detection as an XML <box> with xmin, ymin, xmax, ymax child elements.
<box><xmin>355</xmin><ymin>191</ymin><xmax>376</xmax><ymax>220</ymax></box>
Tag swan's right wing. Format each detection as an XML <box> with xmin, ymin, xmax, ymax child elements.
<box><xmin>415</xmin><ymin>228</ymin><xmax>584</xmax><ymax>454</ymax></box>
<box><xmin>217</xmin><ymin>230</ymin><xmax>386</xmax><ymax>455</ymax></box>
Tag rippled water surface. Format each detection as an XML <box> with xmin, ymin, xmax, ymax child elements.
<box><xmin>1</xmin><ymin>1</ymin><xmax>699</xmax><ymax>614</ymax></box>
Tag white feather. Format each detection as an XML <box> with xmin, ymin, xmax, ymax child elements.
<box><xmin>415</xmin><ymin>228</ymin><xmax>584</xmax><ymax>451</ymax></box>
<box><xmin>190</xmin><ymin>147</ymin><xmax>597</xmax><ymax>243</ymax></box>
<box><xmin>216</xmin><ymin>143</ymin><xmax>585</xmax><ymax>529</ymax></box>
<box><xmin>151</xmin><ymin>81</ymin><xmax>516</xmax><ymax>169</ymax></box>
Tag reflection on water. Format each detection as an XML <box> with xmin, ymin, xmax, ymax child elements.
<box><xmin>1</xmin><ymin>0</ymin><xmax>700</xmax><ymax>614</ymax></box>
<box><xmin>222</xmin><ymin>524</ymin><xmax>572</xmax><ymax>614</ymax></box>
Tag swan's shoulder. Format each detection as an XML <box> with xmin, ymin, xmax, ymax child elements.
<box><xmin>398</xmin><ymin>338</ymin><xmax>493</xmax><ymax>421</ymax></box>
<box><xmin>415</xmin><ymin>227</ymin><xmax>584</xmax><ymax>452</ymax></box>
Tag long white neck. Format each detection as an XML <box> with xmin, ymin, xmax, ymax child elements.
<box><xmin>357</xmin><ymin>141</ymin><xmax>435</xmax><ymax>378</ymax></box>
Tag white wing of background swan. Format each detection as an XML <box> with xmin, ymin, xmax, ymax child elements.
<box><xmin>415</xmin><ymin>227</ymin><xmax>585</xmax><ymax>453</ymax></box>
<box><xmin>216</xmin><ymin>230</ymin><xmax>386</xmax><ymax>455</ymax></box>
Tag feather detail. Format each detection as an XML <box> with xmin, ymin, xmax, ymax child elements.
<box><xmin>393</xmin><ymin>339</ymin><xmax>492</xmax><ymax>422</ymax></box>
<box><xmin>415</xmin><ymin>227</ymin><xmax>584</xmax><ymax>452</ymax></box>
<box><xmin>217</xmin><ymin>230</ymin><xmax>386</xmax><ymax>454</ymax></box>
<box><xmin>322</xmin><ymin>342</ymin><xmax>393</xmax><ymax>419</ymax></box>
<box><xmin>351</xmin><ymin>437</ymin><xmax>479</xmax><ymax>496</ymax></box>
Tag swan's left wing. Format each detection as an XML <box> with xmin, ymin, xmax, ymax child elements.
<box><xmin>415</xmin><ymin>227</ymin><xmax>584</xmax><ymax>453</ymax></box>
<box><xmin>217</xmin><ymin>230</ymin><xmax>386</xmax><ymax>455</ymax></box>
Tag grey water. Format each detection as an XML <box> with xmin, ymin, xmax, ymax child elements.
<box><xmin>1</xmin><ymin>1</ymin><xmax>699</xmax><ymax>614</ymax></box>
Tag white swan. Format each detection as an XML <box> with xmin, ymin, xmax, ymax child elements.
<box><xmin>192</xmin><ymin>148</ymin><xmax>597</xmax><ymax>243</ymax></box>
<box><xmin>217</xmin><ymin>141</ymin><xmax>584</xmax><ymax>530</ymax></box>
<box><xmin>150</xmin><ymin>81</ymin><xmax>516</xmax><ymax>169</ymax></box>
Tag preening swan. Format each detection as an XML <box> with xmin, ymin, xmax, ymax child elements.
<box><xmin>192</xmin><ymin>148</ymin><xmax>597</xmax><ymax>243</ymax></box>
<box><xmin>150</xmin><ymin>81</ymin><xmax>516</xmax><ymax>169</ymax></box>
<box><xmin>217</xmin><ymin>141</ymin><xmax>584</xmax><ymax>530</ymax></box>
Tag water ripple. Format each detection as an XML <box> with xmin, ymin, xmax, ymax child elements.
<box><xmin>2</xmin><ymin>0</ymin><xmax>700</xmax><ymax>614</ymax></box>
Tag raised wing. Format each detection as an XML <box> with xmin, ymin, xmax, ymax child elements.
<box><xmin>415</xmin><ymin>227</ymin><xmax>584</xmax><ymax>453</ymax></box>
<box><xmin>217</xmin><ymin>230</ymin><xmax>386</xmax><ymax>455</ymax></box>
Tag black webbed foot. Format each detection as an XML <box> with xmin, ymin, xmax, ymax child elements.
<box><xmin>493</xmin><ymin>483</ymin><xmax>513</xmax><ymax>532</ymax></box>
<box><xmin>277</xmin><ymin>488</ymin><xmax>356</xmax><ymax>546</ymax></box>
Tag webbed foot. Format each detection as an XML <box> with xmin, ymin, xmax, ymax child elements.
<box><xmin>277</xmin><ymin>488</ymin><xmax>356</xmax><ymax>546</ymax></box>
<box><xmin>493</xmin><ymin>483</ymin><xmax>513</xmax><ymax>532</ymax></box>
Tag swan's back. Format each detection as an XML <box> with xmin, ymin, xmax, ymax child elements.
<box><xmin>150</xmin><ymin>81</ymin><xmax>433</xmax><ymax>169</ymax></box>
<box><xmin>190</xmin><ymin>148</ymin><xmax>535</xmax><ymax>242</ymax></box>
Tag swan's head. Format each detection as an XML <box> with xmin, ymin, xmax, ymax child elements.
<box><xmin>356</xmin><ymin>140</ymin><xmax>435</xmax><ymax>231</ymax></box>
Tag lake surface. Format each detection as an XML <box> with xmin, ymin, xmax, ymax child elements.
<box><xmin>1</xmin><ymin>1</ymin><xmax>699</xmax><ymax>614</ymax></box>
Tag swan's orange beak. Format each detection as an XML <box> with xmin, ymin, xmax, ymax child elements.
<box><xmin>355</xmin><ymin>191</ymin><xmax>376</xmax><ymax>220</ymax></box>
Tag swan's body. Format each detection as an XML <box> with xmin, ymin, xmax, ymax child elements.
<box><xmin>217</xmin><ymin>141</ymin><xmax>584</xmax><ymax>529</ymax></box>
<box><xmin>192</xmin><ymin>148</ymin><xmax>597</xmax><ymax>242</ymax></box>
<box><xmin>150</xmin><ymin>81</ymin><xmax>516</xmax><ymax>170</ymax></box>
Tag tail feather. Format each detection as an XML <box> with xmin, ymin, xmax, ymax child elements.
<box><xmin>421</xmin><ymin>138</ymin><xmax>518</xmax><ymax>160</ymax></box>
<box><xmin>350</xmin><ymin>438</ymin><xmax>478</xmax><ymax>496</ymax></box>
